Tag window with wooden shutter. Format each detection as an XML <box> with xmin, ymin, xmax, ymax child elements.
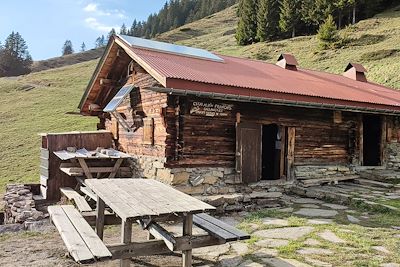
<box><xmin>143</xmin><ymin>118</ymin><xmax>154</xmax><ymax>145</ymax></box>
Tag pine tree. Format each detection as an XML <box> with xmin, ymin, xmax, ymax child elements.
<box><xmin>317</xmin><ymin>15</ymin><xmax>339</xmax><ymax>49</ymax></box>
<box><xmin>120</xmin><ymin>23</ymin><xmax>127</xmax><ymax>35</ymax></box>
<box><xmin>108</xmin><ymin>28</ymin><xmax>116</xmax><ymax>40</ymax></box>
<box><xmin>236</xmin><ymin>0</ymin><xmax>258</xmax><ymax>45</ymax></box>
<box><xmin>80</xmin><ymin>42</ymin><xmax>86</xmax><ymax>52</ymax></box>
<box><xmin>0</xmin><ymin>32</ymin><xmax>32</xmax><ymax>77</ymax></box>
<box><xmin>256</xmin><ymin>0</ymin><xmax>281</xmax><ymax>42</ymax></box>
<box><xmin>95</xmin><ymin>35</ymin><xmax>106</xmax><ymax>48</ymax></box>
<box><xmin>62</xmin><ymin>40</ymin><xmax>74</xmax><ymax>56</ymax></box>
<box><xmin>279</xmin><ymin>0</ymin><xmax>301</xmax><ymax>38</ymax></box>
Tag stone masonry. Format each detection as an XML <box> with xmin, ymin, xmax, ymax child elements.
<box><xmin>386</xmin><ymin>142</ymin><xmax>400</xmax><ymax>169</ymax></box>
<box><xmin>4</xmin><ymin>184</ymin><xmax>44</xmax><ymax>224</ymax></box>
<box><xmin>130</xmin><ymin>155</ymin><xmax>286</xmax><ymax>213</ymax></box>
<box><xmin>295</xmin><ymin>165</ymin><xmax>354</xmax><ymax>180</ymax></box>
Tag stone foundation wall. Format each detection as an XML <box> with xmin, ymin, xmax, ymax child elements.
<box><xmin>386</xmin><ymin>142</ymin><xmax>400</xmax><ymax>169</ymax></box>
<box><xmin>295</xmin><ymin>165</ymin><xmax>354</xmax><ymax>180</ymax></box>
<box><xmin>129</xmin><ymin>155</ymin><xmax>287</xmax><ymax>213</ymax></box>
<box><xmin>4</xmin><ymin>184</ymin><xmax>44</xmax><ymax>224</ymax></box>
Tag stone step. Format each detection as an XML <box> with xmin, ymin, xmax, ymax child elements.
<box><xmin>354</xmin><ymin>178</ymin><xmax>394</xmax><ymax>189</ymax></box>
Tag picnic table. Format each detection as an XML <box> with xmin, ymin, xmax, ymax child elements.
<box><xmin>48</xmin><ymin>179</ymin><xmax>250</xmax><ymax>267</ymax></box>
<box><xmin>53</xmin><ymin>148</ymin><xmax>131</xmax><ymax>179</ymax></box>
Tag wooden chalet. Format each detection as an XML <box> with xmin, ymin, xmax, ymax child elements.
<box><xmin>78</xmin><ymin>35</ymin><xmax>400</xmax><ymax>203</ymax></box>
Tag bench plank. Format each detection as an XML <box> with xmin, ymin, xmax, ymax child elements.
<box><xmin>60</xmin><ymin>187</ymin><xmax>92</xmax><ymax>212</ymax></box>
<box><xmin>194</xmin><ymin>213</ymin><xmax>250</xmax><ymax>241</ymax></box>
<box><xmin>62</xmin><ymin>206</ymin><xmax>112</xmax><ymax>259</ymax></box>
<box><xmin>48</xmin><ymin>206</ymin><xmax>94</xmax><ymax>263</ymax></box>
<box><xmin>193</xmin><ymin>215</ymin><xmax>238</xmax><ymax>242</ymax></box>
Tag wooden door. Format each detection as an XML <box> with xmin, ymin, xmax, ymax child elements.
<box><xmin>236</xmin><ymin>122</ymin><xmax>262</xmax><ymax>183</ymax></box>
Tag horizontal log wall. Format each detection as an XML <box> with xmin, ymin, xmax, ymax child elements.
<box><xmin>105</xmin><ymin>63</ymin><xmax>167</xmax><ymax>158</ymax></box>
<box><xmin>172</xmin><ymin>97</ymin><xmax>359</xmax><ymax>167</ymax></box>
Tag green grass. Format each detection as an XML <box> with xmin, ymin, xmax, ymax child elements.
<box><xmin>239</xmin><ymin>209</ymin><xmax>400</xmax><ymax>266</ymax></box>
<box><xmin>158</xmin><ymin>4</ymin><xmax>400</xmax><ymax>89</ymax></box>
<box><xmin>0</xmin><ymin>60</ymin><xmax>98</xmax><ymax>191</ymax></box>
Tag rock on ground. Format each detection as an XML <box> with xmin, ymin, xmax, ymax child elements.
<box><xmin>294</xmin><ymin>208</ymin><xmax>338</xmax><ymax>217</ymax></box>
<box><xmin>262</xmin><ymin>257</ymin><xmax>312</xmax><ymax>267</ymax></box>
<box><xmin>347</xmin><ymin>215</ymin><xmax>361</xmax><ymax>223</ymax></box>
<box><xmin>254</xmin><ymin>226</ymin><xmax>314</xmax><ymax>240</ymax></box>
<box><xmin>261</xmin><ymin>217</ymin><xmax>289</xmax><ymax>226</ymax></box>
<box><xmin>297</xmin><ymin>248</ymin><xmax>334</xmax><ymax>255</ymax></box>
<box><xmin>255</xmin><ymin>238</ymin><xmax>289</xmax><ymax>248</ymax></box>
<box><xmin>318</xmin><ymin>230</ymin><xmax>345</xmax><ymax>243</ymax></box>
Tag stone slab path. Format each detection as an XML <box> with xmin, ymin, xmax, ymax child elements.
<box><xmin>191</xmin><ymin>194</ymin><xmax>400</xmax><ymax>267</ymax></box>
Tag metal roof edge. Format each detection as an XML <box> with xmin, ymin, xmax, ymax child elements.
<box><xmin>148</xmin><ymin>87</ymin><xmax>400</xmax><ymax>116</ymax></box>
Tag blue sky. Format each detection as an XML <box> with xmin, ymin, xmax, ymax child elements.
<box><xmin>0</xmin><ymin>0</ymin><xmax>166</xmax><ymax>60</ymax></box>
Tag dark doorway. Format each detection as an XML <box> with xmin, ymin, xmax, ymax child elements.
<box><xmin>262</xmin><ymin>124</ymin><xmax>281</xmax><ymax>180</ymax></box>
<box><xmin>363</xmin><ymin>115</ymin><xmax>382</xmax><ymax>166</ymax></box>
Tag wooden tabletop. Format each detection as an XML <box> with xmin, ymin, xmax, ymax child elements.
<box><xmin>85</xmin><ymin>179</ymin><xmax>215</xmax><ymax>221</ymax></box>
<box><xmin>54</xmin><ymin>148</ymin><xmax>131</xmax><ymax>160</ymax></box>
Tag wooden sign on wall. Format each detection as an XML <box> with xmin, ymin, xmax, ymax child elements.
<box><xmin>189</xmin><ymin>101</ymin><xmax>234</xmax><ymax>117</ymax></box>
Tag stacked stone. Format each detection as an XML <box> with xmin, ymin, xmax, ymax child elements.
<box><xmin>387</xmin><ymin>143</ymin><xmax>400</xmax><ymax>169</ymax></box>
<box><xmin>4</xmin><ymin>184</ymin><xmax>44</xmax><ymax>224</ymax></box>
<box><xmin>295</xmin><ymin>165</ymin><xmax>353</xmax><ymax>180</ymax></box>
<box><xmin>129</xmin><ymin>155</ymin><xmax>285</xmax><ymax>213</ymax></box>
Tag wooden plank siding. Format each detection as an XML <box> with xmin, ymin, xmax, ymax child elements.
<box><xmin>41</xmin><ymin>131</ymin><xmax>113</xmax><ymax>200</ymax></box>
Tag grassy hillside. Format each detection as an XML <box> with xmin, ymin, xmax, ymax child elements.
<box><xmin>0</xmin><ymin>4</ymin><xmax>400</xmax><ymax>192</ymax></box>
<box><xmin>0</xmin><ymin>61</ymin><xmax>98</xmax><ymax>190</ymax></box>
<box><xmin>31</xmin><ymin>48</ymin><xmax>104</xmax><ymax>73</ymax></box>
<box><xmin>158</xmin><ymin>4</ymin><xmax>400</xmax><ymax>89</ymax></box>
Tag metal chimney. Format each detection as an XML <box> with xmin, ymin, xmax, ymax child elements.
<box><xmin>276</xmin><ymin>54</ymin><xmax>298</xmax><ymax>71</ymax></box>
<box><xmin>343</xmin><ymin>63</ymin><xmax>367</xmax><ymax>82</ymax></box>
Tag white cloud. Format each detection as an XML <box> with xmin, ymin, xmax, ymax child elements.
<box><xmin>83</xmin><ymin>3</ymin><xmax>97</xmax><ymax>12</ymax></box>
<box><xmin>83</xmin><ymin>3</ymin><xmax>125</xmax><ymax>17</ymax></box>
<box><xmin>85</xmin><ymin>17</ymin><xmax>118</xmax><ymax>32</ymax></box>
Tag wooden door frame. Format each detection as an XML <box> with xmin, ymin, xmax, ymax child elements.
<box><xmin>359</xmin><ymin>114</ymin><xmax>386</xmax><ymax>166</ymax></box>
<box><xmin>236</xmin><ymin>122</ymin><xmax>295</xmax><ymax>183</ymax></box>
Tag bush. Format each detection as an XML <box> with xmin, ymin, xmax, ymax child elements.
<box><xmin>317</xmin><ymin>15</ymin><xmax>339</xmax><ymax>49</ymax></box>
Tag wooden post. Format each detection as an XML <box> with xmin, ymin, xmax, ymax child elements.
<box><xmin>121</xmin><ymin>220</ymin><xmax>132</xmax><ymax>267</ymax></box>
<box><xmin>182</xmin><ymin>214</ymin><xmax>193</xmax><ymax>267</ymax></box>
<box><xmin>358</xmin><ymin>114</ymin><xmax>364</xmax><ymax>166</ymax></box>
<box><xmin>96</xmin><ymin>197</ymin><xmax>105</xmax><ymax>240</ymax></box>
<box><xmin>381</xmin><ymin>116</ymin><xmax>387</xmax><ymax>166</ymax></box>
<box><xmin>287</xmin><ymin>127</ymin><xmax>296</xmax><ymax>181</ymax></box>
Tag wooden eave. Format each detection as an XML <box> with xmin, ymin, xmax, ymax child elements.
<box><xmin>79</xmin><ymin>36</ymin><xmax>167</xmax><ymax>116</ymax></box>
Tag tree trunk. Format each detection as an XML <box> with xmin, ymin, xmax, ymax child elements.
<box><xmin>338</xmin><ymin>10</ymin><xmax>342</xmax><ymax>29</ymax></box>
<box><xmin>352</xmin><ymin>5</ymin><xmax>356</xmax><ymax>24</ymax></box>
<box><xmin>292</xmin><ymin>27</ymin><xmax>295</xmax><ymax>38</ymax></box>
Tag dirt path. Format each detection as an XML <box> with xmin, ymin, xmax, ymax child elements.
<box><xmin>0</xmin><ymin>225</ymin><xmax>215</xmax><ymax>267</ymax></box>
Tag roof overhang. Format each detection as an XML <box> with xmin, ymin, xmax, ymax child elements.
<box><xmin>148</xmin><ymin>86</ymin><xmax>400</xmax><ymax>116</ymax></box>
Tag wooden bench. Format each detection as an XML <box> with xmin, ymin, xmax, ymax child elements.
<box><xmin>60</xmin><ymin>187</ymin><xmax>93</xmax><ymax>212</ymax></box>
<box><xmin>48</xmin><ymin>205</ymin><xmax>112</xmax><ymax>263</ymax></box>
<box><xmin>193</xmin><ymin>213</ymin><xmax>250</xmax><ymax>242</ymax></box>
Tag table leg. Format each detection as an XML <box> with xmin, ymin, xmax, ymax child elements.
<box><xmin>96</xmin><ymin>197</ymin><xmax>105</xmax><ymax>240</ymax></box>
<box><xmin>121</xmin><ymin>220</ymin><xmax>132</xmax><ymax>267</ymax></box>
<box><xmin>182</xmin><ymin>214</ymin><xmax>193</xmax><ymax>267</ymax></box>
<box><xmin>109</xmin><ymin>158</ymin><xmax>124</xmax><ymax>178</ymax></box>
<box><xmin>77</xmin><ymin>158</ymin><xmax>93</xmax><ymax>179</ymax></box>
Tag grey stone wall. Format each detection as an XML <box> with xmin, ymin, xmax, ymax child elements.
<box><xmin>4</xmin><ymin>184</ymin><xmax>44</xmax><ymax>224</ymax></box>
<box><xmin>386</xmin><ymin>142</ymin><xmax>400</xmax><ymax>169</ymax></box>
<box><xmin>129</xmin><ymin>155</ymin><xmax>285</xmax><ymax>213</ymax></box>
<box><xmin>295</xmin><ymin>165</ymin><xmax>354</xmax><ymax>180</ymax></box>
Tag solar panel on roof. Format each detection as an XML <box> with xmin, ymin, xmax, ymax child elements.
<box><xmin>103</xmin><ymin>85</ymin><xmax>135</xmax><ymax>112</ymax></box>
<box><xmin>118</xmin><ymin>35</ymin><xmax>224</xmax><ymax>63</ymax></box>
